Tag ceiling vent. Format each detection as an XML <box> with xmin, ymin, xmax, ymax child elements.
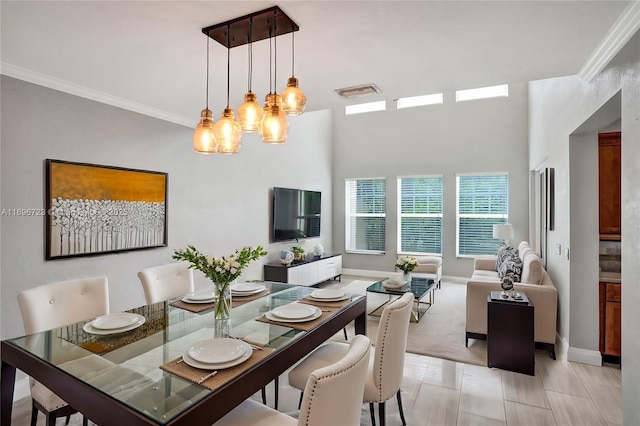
<box><xmin>335</xmin><ymin>84</ymin><xmax>382</xmax><ymax>99</ymax></box>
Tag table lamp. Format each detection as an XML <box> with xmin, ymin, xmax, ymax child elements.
<box><xmin>493</xmin><ymin>223</ymin><xmax>514</xmax><ymax>247</ymax></box>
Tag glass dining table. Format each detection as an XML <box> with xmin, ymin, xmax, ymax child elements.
<box><xmin>1</xmin><ymin>282</ymin><xmax>366</xmax><ymax>425</ymax></box>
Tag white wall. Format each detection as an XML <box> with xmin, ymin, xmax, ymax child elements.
<box><xmin>0</xmin><ymin>76</ymin><xmax>334</xmax><ymax>340</ymax></box>
<box><xmin>331</xmin><ymin>83</ymin><xmax>530</xmax><ymax>278</ymax></box>
<box><xmin>529</xmin><ymin>30</ymin><xmax>640</xmax><ymax>425</ymax></box>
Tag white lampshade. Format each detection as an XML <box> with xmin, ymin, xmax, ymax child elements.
<box><xmin>493</xmin><ymin>223</ymin><xmax>514</xmax><ymax>243</ymax></box>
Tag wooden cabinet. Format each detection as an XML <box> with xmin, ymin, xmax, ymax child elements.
<box><xmin>598</xmin><ymin>132</ymin><xmax>621</xmax><ymax>238</ymax></box>
<box><xmin>263</xmin><ymin>254</ymin><xmax>342</xmax><ymax>286</ymax></box>
<box><xmin>599</xmin><ymin>281</ymin><xmax>621</xmax><ymax>358</ymax></box>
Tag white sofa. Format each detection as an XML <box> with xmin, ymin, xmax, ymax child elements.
<box><xmin>465</xmin><ymin>241</ymin><xmax>557</xmax><ymax>359</ymax></box>
<box><xmin>403</xmin><ymin>256</ymin><xmax>442</xmax><ymax>289</ymax></box>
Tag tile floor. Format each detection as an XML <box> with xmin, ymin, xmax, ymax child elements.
<box><xmin>10</xmin><ymin>275</ymin><xmax>622</xmax><ymax>425</ymax></box>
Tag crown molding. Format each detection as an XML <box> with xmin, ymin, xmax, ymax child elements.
<box><xmin>578</xmin><ymin>1</ymin><xmax>640</xmax><ymax>82</ymax></box>
<box><xmin>0</xmin><ymin>62</ymin><xmax>195</xmax><ymax>128</ymax></box>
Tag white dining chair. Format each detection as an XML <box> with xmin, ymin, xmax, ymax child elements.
<box><xmin>288</xmin><ymin>292</ymin><xmax>414</xmax><ymax>426</ymax></box>
<box><xmin>137</xmin><ymin>261</ymin><xmax>194</xmax><ymax>304</ymax></box>
<box><xmin>214</xmin><ymin>334</ymin><xmax>371</xmax><ymax>426</ymax></box>
<box><xmin>17</xmin><ymin>276</ymin><xmax>110</xmax><ymax>426</ymax></box>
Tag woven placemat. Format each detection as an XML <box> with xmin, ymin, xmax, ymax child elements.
<box><xmin>160</xmin><ymin>347</ymin><xmax>275</xmax><ymax>390</ymax></box>
<box><xmin>297</xmin><ymin>296</ymin><xmax>352</xmax><ymax>309</ymax></box>
<box><xmin>169</xmin><ymin>299</ymin><xmax>215</xmax><ymax>313</ymax></box>
<box><xmin>231</xmin><ymin>289</ymin><xmax>270</xmax><ymax>307</ymax></box>
<box><xmin>255</xmin><ymin>308</ymin><xmax>337</xmax><ymax>331</ymax></box>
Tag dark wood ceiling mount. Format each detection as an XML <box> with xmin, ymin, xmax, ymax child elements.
<box><xmin>202</xmin><ymin>6</ymin><xmax>299</xmax><ymax>48</ymax></box>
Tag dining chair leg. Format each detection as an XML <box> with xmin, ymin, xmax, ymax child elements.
<box><xmin>369</xmin><ymin>403</ymin><xmax>376</xmax><ymax>426</ymax></box>
<box><xmin>261</xmin><ymin>386</ymin><xmax>267</xmax><ymax>405</ymax></box>
<box><xmin>298</xmin><ymin>391</ymin><xmax>303</xmax><ymax>409</ymax></box>
<box><xmin>45</xmin><ymin>411</ymin><xmax>56</xmax><ymax>426</ymax></box>
<box><xmin>396</xmin><ymin>390</ymin><xmax>407</xmax><ymax>425</ymax></box>
<box><xmin>378</xmin><ymin>401</ymin><xmax>386</xmax><ymax>426</ymax></box>
<box><xmin>83</xmin><ymin>415</ymin><xmax>89</xmax><ymax>426</ymax></box>
<box><xmin>343</xmin><ymin>327</ymin><xmax>348</xmax><ymax>340</ymax></box>
<box><xmin>30</xmin><ymin>402</ymin><xmax>38</xmax><ymax>426</ymax></box>
<box><xmin>66</xmin><ymin>414</ymin><xmax>71</xmax><ymax>424</ymax></box>
<box><xmin>274</xmin><ymin>376</ymin><xmax>279</xmax><ymax>410</ymax></box>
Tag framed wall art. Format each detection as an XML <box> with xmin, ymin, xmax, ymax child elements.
<box><xmin>45</xmin><ymin>159</ymin><xmax>168</xmax><ymax>260</ymax></box>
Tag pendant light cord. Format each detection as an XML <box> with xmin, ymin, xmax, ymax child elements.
<box><xmin>226</xmin><ymin>24</ymin><xmax>231</xmax><ymax>108</ymax></box>
<box><xmin>291</xmin><ymin>26</ymin><xmax>295</xmax><ymax>76</ymax></box>
<box><xmin>268</xmin><ymin>25</ymin><xmax>273</xmax><ymax>94</ymax></box>
<box><xmin>273</xmin><ymin>10</ymin><xmax>277</xmax><ymax>93</ymax></box>
<box><xmin>205</xmin><ymin>35</ymin><xmax>210</xmax><ymax>109</ymax></box>
<box><xmin>248</xmin><ymin>18</ymin><xmax>253</xmax><ymax>92</ymax></box>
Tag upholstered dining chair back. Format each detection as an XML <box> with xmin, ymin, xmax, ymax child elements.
<box><xmin>138</xmin><ymin>261</ymin><xmax>194</xmax><ymax>304</ymax></box>
<box><xmin>17</xmin><ymin>276</ymin><xmax>109</xmax><ymax>426</ymax></box>
<box><xmin>370</xmin><ymin>292</ymin><xmax>414</xmax><ymax>403</ymax></box>
<box><xmin>18</xmin><ymin>276</ymin><xmax>110</xmax><ymax>335</ymax></box>
<box><xmin>298</xmin><ymin>334</ymin><xmax>371</xmax><ymax>426</ymax></box>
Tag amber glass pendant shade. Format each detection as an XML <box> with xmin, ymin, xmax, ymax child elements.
<box><xmin>237</xmin><ymin>92</ymin><xmax>264</xmax><ymax>133</ymax></box>
<box><xmin>193</xmin><ymin>108</ymin><xmax>217</xmax><ymax>154</ymax></box>
<box><xmin>260</xmin><ymin>94</ymin><xmax>288</xmax><ymax>144</ymax></box>
<box><xmin>213</xmin><ymin>108</ymin><xmax>242</xmax><ymax>154</ymax></box>
<box><xmin>281</xmin><ymin>77</ymin><xmax>306</xmax><ymax>115</ymax></box>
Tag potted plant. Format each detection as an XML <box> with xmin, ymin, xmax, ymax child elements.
<box><xmin>292</xmin><ymin>246</ymin><xmax>305</xmax><ymax>261</ymax></box>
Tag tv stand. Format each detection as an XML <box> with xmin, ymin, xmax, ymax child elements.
<box><xmin>263</xmin><ymin>254</ymin><xmax>342</xmax><ymax>287</ymax></box>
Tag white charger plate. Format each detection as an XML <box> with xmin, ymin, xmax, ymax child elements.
<box><xmin>182</xmin><ymin>340</ymin><xmax>252</xmax><ymax>370</ymax></box>
<box><xmin>187</xmin><ymin>338</ymin><xmax>246</xmax><ymax>364</ymax></box>
<box><xmin>271</xmin><ymin>303</ymin><xmax>318</xmax><ymax>320</ymax></box>
<box><xmin>310</xmin><ymin>289</ymin><xmax>345</xmax><ymax>300</ymax></box>
<box><xmin>92</xmin><ymin>312</ymin><xmax>144</xmax><ymax>330</ymax></box>
<box><xmin>83</xmin><ymin>315</ymin><xmax>145</xmax><ymax>335</ymax></box>
<box><xmin>231</xmin><ymin>283</ymin><xmax>263</xmax><ymax>293</ymax></box>
<box><xmin>265</xmin><ymin>305</ymin><xmax>322</xmax><ymax>323</ymax></box>
<box><xmin>186</xmin><ymin>290</ymin><xmax>217</xmax><ymax>301</ymax></box>
<box><xmin>181</xmin><ymin>295</ymin><xmax>216</xmax><ymax>304</ymax></box>
<box><xmin>231</xmin><ymin>286</ymin><xmax>265</xmax><ymax>296</ymax></box>
<box><xmin>305</xmin><ymin>293</ymin><xmax>351</xmax><ymax>302</ymax></box>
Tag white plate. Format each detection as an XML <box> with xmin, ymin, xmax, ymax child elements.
<box><xmin>310</xmin><ymin>289</ymin><xmax>346</xmax><ymax>300</ymax></box>
<box><xmin>186</xmin><ymin>290</ymin><xmax>217</xmax><ymax>301</ymax></box>
<box><xmin>271</xmin><ymin>303</ymin><xmax>319</xmax><ymax>320</ymax></box>
<box><xmin>83</xmin><ymin>316</ymin><xmax>146</xmax><ymax>335</ymax></box>
<box><xmin>265</xmin><ymin>306</ymin><xmax>322</xmax><ymax>323</ymax></box>
<box><xmin>231</xmin><ymin>286</ymin><xmax>265</xmax><ymax>296</ymax></box>
<box><xmin>187</xmin><ymin>338</ymin><xmax>246</xmax><ymax>364</ymax></box>
<box><xmin>231</xmin><ymin>283</ymin><xmax>262</xmax><ymax>293</ymax></box>
<box><xmin>305</xmin><ymin>294</ymin><xmax>351</xmax><ymax>302</ymax></box>
<box><xmin>92</xmin><ymin>313</ymin><xmax>145</xmax><ymax>330</ymax></box>
<box><xmin>181</xmin><ymin>295</ymin><xmax>216</xmax><ymax>304</ymax></box>
<box><xmin>182</xmin><ymin>340</ymin><xmax>252</xmax><ymax>370</ymax></box>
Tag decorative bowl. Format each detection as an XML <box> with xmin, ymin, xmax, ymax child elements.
<box><xmin>279</xmin><ymin>250</ymin><xmax>294</xmax><ymax>265</ymax></box>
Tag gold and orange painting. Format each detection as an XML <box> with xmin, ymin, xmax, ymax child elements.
<box><xmin>45</xmin><ymin>159</ymin><xmax>167</xmax><ymax>259</ymax></box>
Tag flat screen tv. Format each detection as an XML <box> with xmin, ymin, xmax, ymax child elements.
<box><xmin>272</xmin><ymin>187</ymin><xmax>321</xmax><ymax>242</ymax></box>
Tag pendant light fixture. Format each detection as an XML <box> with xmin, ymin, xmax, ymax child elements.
<box><xmin>260</xmin><ymin>11</ymin><xmax>289</xmax><ymax>144</ymax></box>
<box><xmin>193</xmin><ymin>36</ymin><xmax>217</xmax><ymax>154</ymax></box>
<box><xmin>213</xmin><ymin>24</ymin><xmax>242</xmax><ymax>154</ymax></box>
<box><xmin>237</xmin><ymin>18</ymin><xmax>263</xmax><ymax>133</ymax></box>
<box><xmin>281</xmin><ymin>27</ymin><xmax>306</xmax><ymax>115</ymax></box>
<box><xmin>199</xmin><ymin>6</ymin><xmax>300</xmax><ymax>151</ymax></box>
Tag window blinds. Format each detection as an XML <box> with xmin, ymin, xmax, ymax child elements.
<box><xmin>457</xmin><ymin>173</ymin><xmax>509</xmax><ymax>256</ymax></box>
<box><xmin>345</xmin><ymin>178</ymin><xmax>386</xmax><ymax>253</ymax></box>
<box><xmin>398</xmin><ymin>176</ymin><xmax>443</xmax><ymax>254</ymax></box>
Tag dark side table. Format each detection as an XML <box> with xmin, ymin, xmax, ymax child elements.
<box><xmin>487</xmin><ymin>291</ymin><xmax>535</xmax><ymax>376</ymax></box>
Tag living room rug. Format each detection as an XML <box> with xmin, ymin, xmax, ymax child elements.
<box><xmin>339</xmin><ymin>279</ymin><xmax>488</xmax><ymax>366</ymax></box>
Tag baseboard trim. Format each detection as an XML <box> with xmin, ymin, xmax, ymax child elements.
<box><xmin>567</xmin><ymin>346</ymin><xmax>602</xmax><ymax>366</ymax></box>
<box><xmin>14</xmin><ymin>376</ymin><xmax>30</xmax><ymax>402</ymax></box>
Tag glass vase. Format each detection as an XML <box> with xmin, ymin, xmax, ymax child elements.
<box><xmin>213</xmin><ymin>281</ymin><xmax>232</xmax><ymax>320</ymax></box>
<box><xmin>403</xmin><ymin>271</ymin><xmax>411</xmax><ymax>285</ymax></box>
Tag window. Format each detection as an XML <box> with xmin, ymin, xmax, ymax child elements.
<box><xmin>457</xmin><ymin>173</ymin><xmax>509</xmax><ymax>256</ymax></box>
<box><xmin>345</xmin><ymin>101</ymin><xmax>386</xmax><ymax>116</ymax></box>
<box><xmin>345</xmin><ymin>178</ymin><xmax>386</xmax><ymax>253</ymax></box>
<box><xmin>396</xmin><ymin>93</ymin><xmax>443</xmax><ymax>109</ymax></box>
<box><xmin>455</xmin><ymin>84</ymin><xmax>509</xmax><ymax>102</ymax></box>
<box><xmin>397</xmin><ymin>176</ymin><xmax>443</xmax><ymax>255</ymax></box>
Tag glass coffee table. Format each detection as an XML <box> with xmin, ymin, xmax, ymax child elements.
<box><xmin>366</xmin><ymin>277</ymin><xmax>436</xmax><ymax>322</ymax></box>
